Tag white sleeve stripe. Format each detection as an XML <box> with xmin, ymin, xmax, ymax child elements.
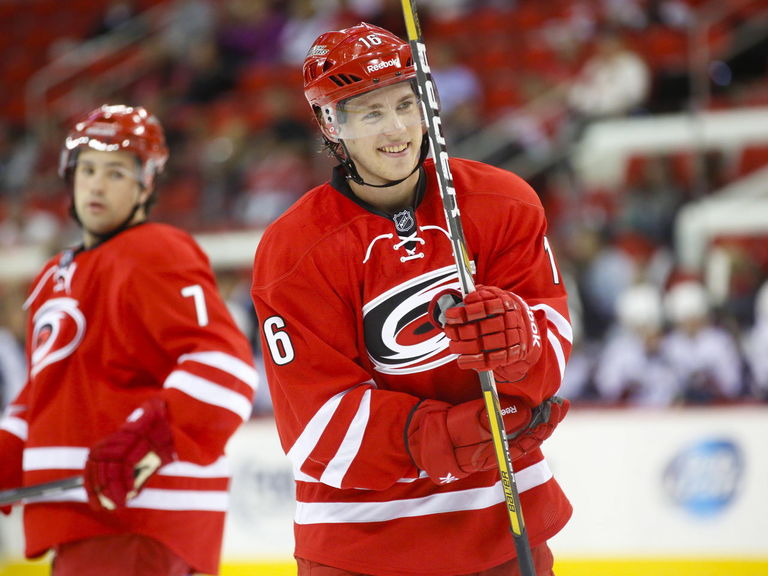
<box><xmin>0</xmin><ymin>416</ymin><xmax>28</xmax><ymax>441</ymax></box>
<box><xmin>23</xmin><ymin>446</ymin><xmax>229</xmax><ymax>478</ymax></box>
<box><xmin>548</xmin><ymin>330</ymin><xmax>566</xmax><ymax>381</ymax></box>
<box><xmin>157</xmin><ymin>457</ymin><xmax>230</xmax><ymax>478</ymax></box>
<box><xmin>178</xmin><ymin>351</ymin><xmax>258</xmax><ymax>390</ymax></box>
<box><xmin>320</xmin><ymin>388</ymin><xmax>371</xmax><ymax>488</ymax></box>
<box><xmin>165</xmin><ymin>370</ymin><xmax>253</xmax><ymax>420</ymax></box>
<box><xmin>287</xmin><ymin>381</ymin><xmax>374</xmax><ymax>480</ymax></box>
<box><xmin>287</xmin><ymin>389</ymin><xmax>348</xmax><ymax>475</ymax></box>
<box><xmin>531</xmin><ymin>303</ymin><xmax>573</xmax><ymax>344</ymax></box>
<box><xmin>24</xmin><ymin>447</ymin><xmax>88</xmax><ymax>470</ymax></box>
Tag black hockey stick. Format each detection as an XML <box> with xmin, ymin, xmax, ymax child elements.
<box><xmin>0</xmin><ymin>475</ymin><xmax>84</xmax><ymax>507</ymax></box>
<box><xmin>400</xmin><ymin>2</ymin><xmax>537</xmax><ymax>574</ymax></box>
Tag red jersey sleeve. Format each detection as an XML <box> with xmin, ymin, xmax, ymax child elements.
<box><xmin>458</xmin><ymin>162</ymin><xmax>573</xmax><ymax>405</ymax></box>
<box><xmin>122</xmin><ymin>228</ymin><xmax>257</xmax><ymax>465</ymax></box>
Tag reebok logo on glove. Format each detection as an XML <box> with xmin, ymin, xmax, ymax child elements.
<box><xmin>526</xmin><ymin>306</ymin><xmax>541</xmax><ymax>349</ymax></box>
<box><xmin>406</xmin><ymin>396</ymin><xmax>570</xmax><ymax>485</ymax></box>
<box><xmin>500</xmin><ymin>405</ymin><xmax>518</xmax><ymax>416</ymax></box>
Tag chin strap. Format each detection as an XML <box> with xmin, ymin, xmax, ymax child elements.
<box><xmin>326</xmin><ymin>136</ymin><xmax>430</xmax><ymax>189</ymax></box>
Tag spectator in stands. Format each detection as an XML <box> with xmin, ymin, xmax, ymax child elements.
<box><xmin>593</xmin><ymin>283</ymin><xmax>680</xmax><ymax>406</ymax></box>
<box><xmin>278</xmin><ymin>0</ymin><xmax>346</xmax><ymax>65</ymax></box>
<box><xmin>232</xmin><ymin>84</ymin><xmax>313</xmax><ymax>227</ymax></box>
<box><xmin>577</xmin><ymin>228</ymin><xmax>640</xmax><ymax>340</ymax></box>
<box><xmin>216</xmin><ymin>0</ymin><xmax>287</xmax><ymax>79</ymax></box>
<box><xmin>160</xmin><ymin>0</ymin><xmax>217</xmax><ymax>61</ymax></box>
<box><xmin>429</xmin><ymin>41</ymin><xmax>484</xmax><ymax>144</ymax></box>
<box><xmin>743</xmin><ymin>280</ymin><xmax>768</xmax><ymax>401</ymax></box>
<box><xmin>662</xmin><ymin>280</ymin><xmax>744</xmax><ymax>404</ymax></box>
<box><xmin>234</xmin><ymin>134</ymin><xmax>311</xmax><ymax>227</ymax></box>
<box><xmin>565</xmin><ymin>28</ymin><xmax>651</xmax><ymax>139</ymax></box>
<box><xmin>618</xmin><ymin>154</ymin><xmax>685</xmax><ymax>248</ymax></box>
<box><xmin>557</xmin><ymin>276</ymin><xmax>600</xmax><ymax>403</ymax></box>
<box><xmin>88</xmin><ymin>0</ymin><xmax>141</xmax><ymax>38</ymax></box>
<box><xmin>175</xmin><ymin>37</ymin><xmax>235</xmax><ymax>105</ymax></box>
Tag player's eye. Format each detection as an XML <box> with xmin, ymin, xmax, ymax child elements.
<box><xmin>362</xmin><ymin>110</ymin><xmax>382</xmax><ymax>122</ymax></box>
<box><xmin>76</xmin><ymin>164</ymin><xmax>95</xmax><ymax>176</ymax></box>
<box><xmin>397</xmin><ymin>99</ymin><xmax>414</xmax><ymax>112</ymax></box>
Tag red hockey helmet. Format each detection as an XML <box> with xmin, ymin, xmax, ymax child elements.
<box><xmin>59</xmin><ymin>104</ymin><xmax>169</xmax><ymax>189</ymax></box>
<box><xmin>303</xmin><ymin>23</ymin><xmax>416</xmax><ymax>140</ymax></box>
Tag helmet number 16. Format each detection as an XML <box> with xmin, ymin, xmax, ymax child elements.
<box><xmin>357</xmin><ymin>34</ymin><xmax>383</xmax><ymax>49</ymax></box>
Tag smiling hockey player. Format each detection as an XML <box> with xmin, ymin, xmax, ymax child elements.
<box><xmin>251</xmin><ymin>23</ymin><xmax>573</xmax><ymax>576</ymax></box>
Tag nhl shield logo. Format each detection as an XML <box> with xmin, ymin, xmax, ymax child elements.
<box><xmin>393</xmin><ymin>209</ymin><xmax>415</xmax><ymax>233</ymax></box>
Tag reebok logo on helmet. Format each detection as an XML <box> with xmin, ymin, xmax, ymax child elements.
<box><xmin>85</xmin><ymin>123</ymin><xmax>118</xmax><ymax>137</ymax></box>
<box><xmin>309</xmin><ymin>45</ymin><xmax>329</xmax><ymax>57</ymax></box>
<box><xmin>366</xmin><ymin>56</ymin><xmax>401</xmax><ymax>73</ymax></box>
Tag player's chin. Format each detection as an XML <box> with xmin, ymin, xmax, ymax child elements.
<box><xmin>82</xmin><ymin>218</ymin><xmax>119</xmax><ymax>236</ymax></box>
<box><xmin>379</xmin><ymin>164</ymin><xmax>416</xmax><ymax>183</ymax></box>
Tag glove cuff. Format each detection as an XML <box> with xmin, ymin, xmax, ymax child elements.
<box><xmin>405</xmin><ymin>399</ymin><xmax>469</xmax><ymax>484</ymax></box>
<box><xmin>125</xmin><ymin>397</ymin><xmax>176</xmax><ymax>465</ymax></box>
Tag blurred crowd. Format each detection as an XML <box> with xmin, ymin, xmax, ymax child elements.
<box><xmin>1</xmin><ymin>0</ymin><xmax>768</xmax><ymax>413</ymax></box>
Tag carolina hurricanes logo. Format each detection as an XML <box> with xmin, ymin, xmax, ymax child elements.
<box><xmin>30</xmin><ymin>298</ymin><xmax>86</xmax><ymax>377</ymax></box>
<box><xmin>363</xmin><ymin>265</ymin><xmax>461</xmax><ymax>375</ymax></box>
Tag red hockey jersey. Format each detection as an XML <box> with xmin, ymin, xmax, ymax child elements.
<box><xmin>0</xmin><ymin>223</ymin><xmax>257</xmax><ymax>575</ymax></box>
<box><xmin>251</xmin><ymin>158</ymin><xmax>573</xmax><ymax>576</ymax></box>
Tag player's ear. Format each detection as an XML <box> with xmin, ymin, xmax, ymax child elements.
<box><xmin>315</xmin><ymin>106</ymin><xmax>340</xmax><ymax>143</ymax></box>
<box><xmin>138</xmin><ymin>186</ymin><xmax>153</xmax><ymax>205</ymax></box>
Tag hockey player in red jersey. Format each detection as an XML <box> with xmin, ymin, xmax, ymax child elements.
<box><xmin>251</xmin><ymin>23</ymin><xmax>573</xmax><ymax>576</ymax></box>
<box><xmin>0</xmin><ymin>105</ymin><xmax>258</xmax><ymax>575</ymax></box>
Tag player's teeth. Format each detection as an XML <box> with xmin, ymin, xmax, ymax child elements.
<box><xmin>382</xmin><ymin>144</ymin><xmax>407</xmax><ymax>153</ymax></box>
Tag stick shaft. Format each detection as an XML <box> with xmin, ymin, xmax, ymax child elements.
<box><xmin>0</xmin><ymin>475</ymin><xmax>84</xmax><ymax>506</ymax></box>
<box><xmin>400</xmin><ymin>2</ymin><xmax>536</xmax><ymax>574</ymax></box>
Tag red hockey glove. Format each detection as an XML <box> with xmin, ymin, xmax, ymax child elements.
<box><xmin>84</xmin><ymin>397</ymin><xmax>175</xmax><ymax>511</ymax></box>
<box><xmin>405</xmin><ymin>395</ymin><xmax>569</xmax><ymax>485</ymax></box>
<box><xmin>432</xmin><ymin>285</ymin><xmax>543</xmax><ymax>382</ymax></box>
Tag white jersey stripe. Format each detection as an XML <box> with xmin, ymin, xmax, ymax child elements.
<box><xmin>178</xmin><ymin>351</ymin><xmax>259</xmax><ymax>390</ymax></box>
<box><xmin>161</xmin><ymin>458</ymin><xmax>230</xmax><ymax>478</ymax></box>
<box><xmin>0</xmin><ymin>416</ymin><xmax>28</xmax><ymax>441</ymax></box>
<box><xmin>130</xmin><ymin>488</ymin><xmax>229</xmax><ymax>511</ymax></box>
<box><xmin>29</xmin><ymin>487</ymin><xmax>229</xmax><ymax>512</ymax></box>
<box><xmin>164</xmin><ymin>370</ymin><xmax>253</xmax><ymax>420</ymax></box>
<box><xmin>295</xmin><ymin>459</ymin><xmax>552</xmax><ymax>525</ymax></box>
